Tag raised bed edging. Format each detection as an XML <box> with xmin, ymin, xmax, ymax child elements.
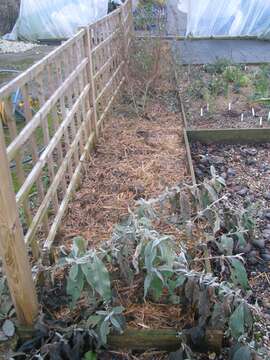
<box><xmin>187</xmin><ymin>128</ymin><xmax>270</xmax><ymax>145</ymax></box>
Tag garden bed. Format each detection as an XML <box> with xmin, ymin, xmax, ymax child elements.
<box><xmin>191</xmin><ymin>141</ymin><xmax>270</xmax><ymax>314</ymax></box>
<box><xmin>59</xmin><ymin>40</ymin><xmax>189</xmax><ymax>250</ymax></box>
<box><xmin>177</xmin><ymin>61</ymin><xmax>270</xmax><ymax>129</ymax></box>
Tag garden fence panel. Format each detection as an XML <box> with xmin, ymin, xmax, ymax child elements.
<box><xmin>0</xmin><ymin>0</ymin><xmax>132</xmax><ymax>325</ymax></box>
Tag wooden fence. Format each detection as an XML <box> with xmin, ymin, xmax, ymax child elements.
<box><xmin>0</xmin><ymin>0</ymin><xmax>132</xmax><ymax>325</ymax></box>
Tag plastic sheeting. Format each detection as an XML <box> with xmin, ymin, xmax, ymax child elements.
<box><xmin>180</xmin><ymin>0</ymin><xmax>270</xmax><ymax>39</ymax></box>
<box><xmin>5</xmin><ymin>0</ymin><xmax>109</xmax><ymax>42</ymax></box>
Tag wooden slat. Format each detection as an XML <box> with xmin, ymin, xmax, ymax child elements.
<box><xmin>25</xmin><ymin>108</ymin><xmax>92</xmax><ymax>246</ymax></box>
<box><xmin>7</xmin><ymin>59</ymin><xmax>88</xmax><ymax>162</ymax></box>
<box><xmin>0</xmin><ymin>122</ymin><xmax>38</xmax><ymax>326</ymax></box>
<box><xmin>16</xmin><ymin>84</ymin><xmax>90</xmax><ymax>206</ymax></box>
<box><xmin>44</xmin><ymin>121</ymin><xmax>95</xmax><ymax>250</ymax></box>
<box><xmin>38</xmin><ymin>72</ymin><xmax>59</xmax><ymax>214</ymax></box>
<box><xmin>91</xmin><ymin>28</ymin><xmax>121</xmax><ymax>53</ymax></box>
<box><xmin>21</xmin><ymin>84</ymin><xmax>47</xmax><ymax>255</ymax></box>
<box><xmin>95</xmin><ymin>61</ymin><xmax>124</xmax><ymax>103</ymax></box>
<box><xmin>0</xmin><ymin>30</ymin><xmax>85</xmax><ymax>100</ymax></box>
<box><xmin>85</xmin><ymin>27</ymin><xmax>99</xmax><ymax>137</ymax></box>
<box><xmin>97</xmin><ymin>76</ymin><xmax>125</xmax><ymax>130</ymax></box>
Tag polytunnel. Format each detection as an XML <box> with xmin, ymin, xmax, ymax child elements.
<box><xmin>5</xmin><ymin>0</ymin><xmax>109</xmax><ymax>42</ymax></box>
<box><xmin>178</xmin><ymin>0</ymin><xmax>270</xmax><ymax>39</ymax></box>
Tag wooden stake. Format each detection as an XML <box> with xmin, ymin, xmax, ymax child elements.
<box><xmin>0</xmin><ymin>122</ymin><xmax>38</xmax><ymax>326</ymax></box>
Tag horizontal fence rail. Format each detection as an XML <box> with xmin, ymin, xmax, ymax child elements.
<box><xmin>0</xmin><ymin>0</ymin><xmax>132</xmax><ymax>325</ymax></box>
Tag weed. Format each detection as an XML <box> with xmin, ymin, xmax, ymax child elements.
<box><xmin>253</xmin><ymin>65</ymin><xmax>270</xmax><ymax>98</ymax></box>
<box><xmin>204</xmin><ymin>58</ymin><xmax>232</xmax><ymax>75</ymax></box>
<box><xmin>187</xmin><ymin>77</ymin><xmax>206</xmax><ymax>99</ymax></box>
<box><xmin>208</xmin><ymin>76</ymin><xmax>229</xmax><ymax>97</ymax></box>
<box><xmin>223</xmin><ymin>66</ymin><xmax>250</xmax><ymax>90</ymax></box>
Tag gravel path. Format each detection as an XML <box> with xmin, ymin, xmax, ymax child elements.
<box><xmin>0</xmin><ymin>39</ymin><xmax>38</xmax><ymax>54</ymax></box>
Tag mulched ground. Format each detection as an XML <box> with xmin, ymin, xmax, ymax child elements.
<box><xmin>59</xmin><ymin>95</ymin><xmax>188</xmax><ymax>249</ymax></box>
<box><xmin>177</xmin><ymin>64</ymin><xmax>270</xmax><ymax>129</ymax></box>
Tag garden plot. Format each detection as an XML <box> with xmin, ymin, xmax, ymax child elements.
<box><xmin>191</xmin><ymin>141</ymin><xmax>270</xmax><ymax>312</ymax></box>
<box><xmin>178</xmin><ymin>60</ymin><xmax>270</xmax><ymax>129</ymax></box>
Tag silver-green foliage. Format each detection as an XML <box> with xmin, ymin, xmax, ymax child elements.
<box><xmin>65</xmin><ymin>237</ymin><xmax>111</xmax><ymax>307</ymax></box>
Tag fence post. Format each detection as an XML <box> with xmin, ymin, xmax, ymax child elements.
<box><xmin>0</xmin><ymin>122</ymin><xmax>38</xmax><ymax>326</ymax></box>
<box><xmin>84</xmin><ymin>27</ymin><xmax>99</xmax><ymax>140</ymax></box>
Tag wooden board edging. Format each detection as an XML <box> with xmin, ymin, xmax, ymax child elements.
<box><xmin>107</xmin><ymin>328</ymin><xmax>223</xmax><ymax>353</ymax></box>
<box><xmin>187</xmin><ymin>127</ymin><xmax>270</xmax><ymax>144</ymax></box>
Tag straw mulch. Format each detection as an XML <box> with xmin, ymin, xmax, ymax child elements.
<box><xmin>59</xmin><ymin>97</ymin><xmax>188</xmax><ymax>249</ymax></box>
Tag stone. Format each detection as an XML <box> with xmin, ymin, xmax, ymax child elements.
<box><xmin>252</xmin><ymin>239</ymin><xmax>265</xmax><ymax>249</ymax></box>
<box><xmin>248</xmin><ymin>251</ymin><xmax>259</xmax><ymax>265</ymax></box>
<box><xmin>246</xmin><ymin>158</ymin><xmax>256</xmax><ymax>166</ymax></box>
<box><xmin>195</xmin><ymin>169</ymin><xmax>204</xmax><ymax>178</ymax></box>
<box><xmin>227</xmin><ymin>168</ymin><xmax>236</xmax><ymax>177</ymax></box>
<box><xmin>262</xmin><ymin>230</ymin><xmax>270</xmax><ymax>239</ymax></box>
<box><xmin>264</xmin><ymin>212</ymin><xmax>270</xmax><ymax>220</ymax></box>
<box><xmin>210</xmin><ymin>155</ymin><xmax>224</xmax><ymax>165</ymax></box>
<box><xmin>245</xmin><ymin>148</ymin><xmax>258</xmax><ymax>156</ymax></box>
<box><xmin>242</xmin><ymin>242</ymin><xmax>252</xmax><ymax>254</ymax></box>
<box><xmin>221</xmin><ymin>172</ymin><xmax>227</xmax><ymax>180</ymax></box>
<box><xmin>264</xmin><ymin>192</ymin><xmax>270</xmax><ymax>201</ymax></box>
<box><xmin>260</xmin><ymin>164</ymin><xmax>270</xmax><ymax>172</ymax></box>
<box><xmin>238</xmin><ymin>187</ymin><xmax>248</xmax><ymax>196</ymax></box>
<box><xmin>200</xmin><ymin>156</ymin><xmax>209</xmax><ymax>165</ymax></box>
<box><xmin>261</xmin><ymin>252</ymin><xmax>270</xmax><ymax>261</ymax></box>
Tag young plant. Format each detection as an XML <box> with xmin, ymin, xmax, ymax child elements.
<box><xmin>87</xmin><ymin>306</ymin><xmax>125</xmax><ymax>345</ymax></box>
<box><xmin>65</xmin><ymin>237</ymin><xmax>112</xmax><ymax>307</ymax></box>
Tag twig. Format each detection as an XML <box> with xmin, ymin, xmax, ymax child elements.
<box><xmin>192</xmin><ymin>253</ymin><xmax>245</xmax><ymax>263</ymax></box>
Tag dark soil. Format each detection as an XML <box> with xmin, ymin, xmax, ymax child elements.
<box><xmin>191</xmin><ymin>141</ymin><xmax>270</xmax><ymax>316</ymax></box>
<box><xmin>178</xmin><ymin>64</ymin><xmax>270</xmax><ymax>129</ymax></box>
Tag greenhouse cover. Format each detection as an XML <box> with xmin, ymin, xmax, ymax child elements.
<box><xmin>5</xmin><ymin>0</ymin><xmax>109</xmax><ymax>42</ymax></box>
<box><xmin>178</xmin><ymin>0</ymin><xmax>270</xmax><ymax>39</ymax></box>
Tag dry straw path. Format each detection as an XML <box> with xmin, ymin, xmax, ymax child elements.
<box><xmin>59</xmin><ymin>43</ymin><xmax>189</xmax><ymax>248</ymax></box>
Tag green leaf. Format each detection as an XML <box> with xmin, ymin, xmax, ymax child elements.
<box><xmin>81</xmin><ymin>253</ymin><xmax>111</xmax><ymax>302</ymax></box>
<box><xmin>229</xmin><ymin>304</ymin><xmax>245</xmax><ymax>339</ymax></box>
<box><xmin>150</xmin><ymin>276</ymin><xmax>164</xmax><ymax>300</ymax></box>
<box><xmin>232</xmin><ymin>345</ymin><xmax>252</xmax><ymax>360</ymax></box>
<box><xmin>144</xmin><ymin>273</ymin><xmax>153</xmax><ymax>298</ymax></box>
<box><xmin>213</xmin><ymin>213</ymin><xmax>221</xmax><ymax>234</ymax></box>
<box><xmin>112</xmin><ymin>306</ymin><xmax>125</xmax><ymax>315</ymax></box>
<box><xmin>84</xmin><ymin>351</ymin><xmax>97</xmax><ymax>360</ymax></box>
<box><xmin>87</xmin><ymin>315</ymin><xmax>102</xmax><ymax>328</ymax></box>
<box><xmin>228</xmin><ymin>258</ymin><xmax>249</xmax><ymax>290</ymax></box>
<box><xmin>217</xmin><ymin>235</ymin><xmax>234</xmax><ymax>255</ymax></box>
<box><xmin>2</xmin><ymin>319</ymin><xmax>15</xmax><ymax>337</ymax></box>
<box><xmin>110</xmin><ymin>316</ymin><xmax>123</xmax><ymax>332</ymax></box>
<box><xmin>203</xmin><ymin>182</ymin><xmax>218</xmax><ymax>202</ymax></box>
<box><xmin>69</xmin><ymin>264</ymin><xmax>79</xmax><ymax>281</ymax></box>
<box><xmin>100</xmin><ymin>318</ymin><xmax>110</xmax><ymax>344</ymax></box>
<box><xmin>210</xmin><ymin>165</ymin><xmax>216</xmax><ymax>178</ymax></box>
<box><xmin>144</xmin><ymin>242</ymin><xmax>157</xmax><ymax>272</ymax></box>
<box><xmin>72</xmin><ymin>236</ymin><xmax>87</xmax><ymax>258</ymax></box>
<box><xmin>67</xmin><ymin>266</ymin><xmax>84</xmax><ymax>306</ymax></box>
<box><xmin>235</xmin><ymin>232</ymin><xmax>247</xmax><ymax>248</ymax></box>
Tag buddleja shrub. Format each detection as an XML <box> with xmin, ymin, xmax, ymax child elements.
<box><xmin>65</xmin><ymin>237</ymin><xmax>111</xmax><ymax>307</ymax></box>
